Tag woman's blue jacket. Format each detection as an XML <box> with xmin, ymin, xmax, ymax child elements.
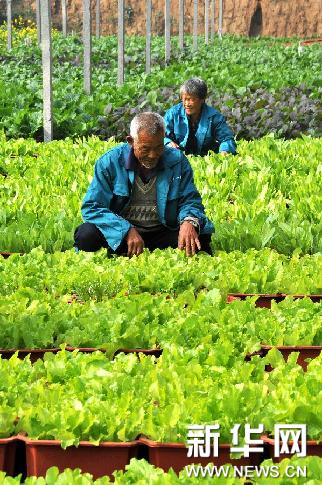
<box><xmin>164</xmin><ymin>102</ymin><xmax>236</xmax><ymax>155</ymax></box>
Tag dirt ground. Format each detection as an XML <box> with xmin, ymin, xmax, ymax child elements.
<box><xmin>3</xmin><ymin>0</ymin><xmax>322</xmax><ymax>38</ymax></box>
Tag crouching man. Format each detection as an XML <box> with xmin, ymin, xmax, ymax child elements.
<box><xmin>74</xmin><ymin>112</ymin><xmax>214</xmax><ymax>257</ymax></box>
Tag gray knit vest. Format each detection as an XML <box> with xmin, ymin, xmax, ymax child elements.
<box><xmin>121</xmin><ymin>175</ymin><xmax>162</xmax><ymax>231</ymax></box>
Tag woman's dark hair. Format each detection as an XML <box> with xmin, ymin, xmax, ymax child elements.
<box><xmin>179</xmin><ymin>78</ymin><xmax>208</xmax><ymax>99</ymax></box>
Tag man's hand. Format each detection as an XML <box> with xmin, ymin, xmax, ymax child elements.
<box><xmin>126</xmin><ymin>228</ymin><xmax>144</xmax><ymax>257</ymax></box>
<box><xmin>220</xmin><ymin>151</ymin><xmax>229</xmax><ymax>156</ymax></box>
<box><xmin>169</xmin><ymin>141</ymin><xmax>180</xmax><ymax>149</ymax></box>
<box><xmin>178</xmin><ymin>221</ymin><xmax>201</xmax><ymax>256</ymax></box>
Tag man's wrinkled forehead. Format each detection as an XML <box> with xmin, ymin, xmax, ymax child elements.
<box><xmin>135</xmin><ymin>129</ymin><xmax>164</xmax><ymax>145</ymax></box>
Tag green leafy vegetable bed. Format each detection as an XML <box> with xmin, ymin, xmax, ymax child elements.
<box><xmin>1</xmin><ymin>28</ymin><xmax>321</xmax><ymax>482</ymax></box>
<box><xmin>0</xmin><ymin>32</ymin><xmax>321</xmax><ymax>140</ymax></box>
<box><xmin>1</xmin><ymin>349</ymin><xmax>321</xmax><ymax>444</ymax></box>
<box><xmin>2</xmin><ymin>247</ymin><xmax>322</xmax><ymax>298</ymax></box>
<box><xmin>1</xmin><ymin>136</ymin><xmax>322</xmax><ymax>254</ymax></box>
<box><xmin>1</xmin><ymin>455</ymin><xmax>321</xmax><ymax>483</ymax></box>
<box><xmin>1</xmin><ymin>455</ymin><xmax>322</xmax><ymax>483</ymax></box>
<box><xmin>0</xmin><ymin>276</ymin><xmax>322</xmax><ymax>352</ymax></box>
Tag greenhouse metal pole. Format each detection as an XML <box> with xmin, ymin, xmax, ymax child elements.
<box><xmin>36</xmin><ymin>0</ymin><xmax>41</xmax><ymax>46</ymax></box>
<box><xmin>7</xmin><ymin>0</ymin><xmax>12</xmax><ymax>51</ymax></box>
<box><xmin>165</xmin><ymin>0</ymin><xmax>171</xmax><ymax>63</ymax></box>
<box><xmin>205</xmin><ymin>0</ymin><xmax>209</xmax><ymax>44</ymax></box>
<box><xmin>96</xmin><ymin>0</ymin><xmax>101</xmax><ymax>38</ymax></box>
<box><xmin>118</xmin><ymin>0</ymin><xmax>124</xmax><ymax>85</ymax></box>
<box><xmin>83</xmin><ymin>0</ymin><xmax>92</xmax><ymax>94</ymax></box>
<box><xmin>62</xmin><ymin>0</ymin><xmax>67</xmax><ymax>36</ymax></box>
<box><xmin>193</xmin><ymin>0</ymin><xmax>198</xmax><ymax>51</ymax></box>
<box><xmin>218</xmin><ymin>0</ymin><xmax>223</xmax><ymax>39</ymax></box>
<box><xmin>210</xmin><ymin>0</ymin><xmax>215</xmax><ymax>41</ymax></box>
<box><xmin>179</xmin><ymin>0</ymin><xmax>184</xmax><ymax>50</ymax></box>
<box><xmin>146</xmin><ymin>0</ymin><xmax>152</xmax><ymax>74</ymax></box>
<box><xmin>41</xmin><ymin>0</ymin><xmax>53</xmax><ymax>142</ymax></box>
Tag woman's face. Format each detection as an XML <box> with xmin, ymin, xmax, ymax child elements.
<box><xmin>181</xmin><ymin>92</ymin><xmax>204</xmax><ymax>119</ymax></box>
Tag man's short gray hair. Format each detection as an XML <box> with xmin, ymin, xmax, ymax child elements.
<box><xmin>130</xmin><ymin>112</ymin><xmax>165</xmax><ymax>139</ymax></box>
<box><xmin>179</xmin><ymin>78</ymin><xmax>208</xmax><ymax>99</ymax></box>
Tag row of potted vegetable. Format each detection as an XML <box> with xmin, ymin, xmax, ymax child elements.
<box><xmin>1</xmin><ymin>247</ymin><xmax>322</xmax><ymax>300</ymax></box>
<box><xmin>1</xmin><ymin>136</ymin><xmax>322</xmax><ymax>254</ymax></box>
<box><xmin>0</xmin><ymin>348</ymin><xmax>321</xmax><ymax>477</ymax></box>
<box><xmin>0</xmin><ymin>291</ymin><xmax>321</xmax><ymax>366</ymax></box>
<box><xmin>2</xmin><ymin>456</ymin><xmax>322</xmax><ymax>484</ymax></box>
<box><xmin>1</xmin><ymin>435</ymin><xmax>322</xmax><ymax>479</ymax></box>
<box><xmin>2</xmin><ymin>253</ymin><xmax>322</xmax><ymax>308</ymax></box>
<box><xmin>226</xmin><ymin>293</ymin><xmax>322</xmax><ymax>308</ymax></box>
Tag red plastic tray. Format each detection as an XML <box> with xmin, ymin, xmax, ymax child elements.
<box><xmin>138</xmin><ymin>437</ymin><xmax>263</xmax><ymax>473</ymax></box>
<box><xmin>260</xmin><ymin>345</ymin><xmax>322</xmax><ymax>371</ymax></box>
<box><xmin>0</xmin><ymin>348</ymin><xmax>61</xmax><ymax>363</ymax></box>
<box><xmin>0</xmin><ymin>436</ymin><xmax>17</xmax><ymax>474</ymax></box>
<box><xmin>0</xmin><ymin>348</ymin><xmax>101</xmax><ymax>363</ymax></box>
<box><xmin>300</xmin><ymin>38</ymin><xmax>322</xmax><ymax>46</ymax></box>
<box><xmin>113</xmin><ymin>348</ymin><xmax>162</xmax><ymax>358</ymax></box>
<box><xmin>227</xmin><ymin>293</ymin><xmax>322</xmax><ymax>308</ymax></box>
<box><xmin>0</xmin><ymin>347</ymin><xmax>161</xmax><ymax>363</ymax></box>
<box><xmin>0</xmin><ymin>252</ymin><xmax>23</xmax><ymax>259</ymax></box>
<box><xmin>21</xmin><ymin>436</ymin><xmax>138</xmax><ymax>478</ymax></box>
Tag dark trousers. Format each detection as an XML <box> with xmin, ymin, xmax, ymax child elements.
<box><xmin>74</xmin><ymin>223</ymin><xmax>212</xmax><ymax>255</ymax></box>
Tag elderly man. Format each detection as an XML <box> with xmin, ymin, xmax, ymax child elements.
<box><xmin>164</xmin><ymin>78</ymin><xmax>236</xmax><ymax>156</ymax></box>
<box><xmin>74</xmin><ymin>112</ymin><xmax>214</xmax><ymax>257</ymax></box>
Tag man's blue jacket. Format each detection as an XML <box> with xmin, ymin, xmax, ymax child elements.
<box><xmin>81</xmin><ymin>143</ymin><xmax>214</xmax><ymax>251</ymax></box>
<box><xmin>164</xmin><ymin>102</ymin><xmax>236</xmax><ymax>155</ymax></box>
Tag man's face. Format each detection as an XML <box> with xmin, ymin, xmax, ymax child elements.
<box><xmin>128</xmin><ymin>130</ymin><xmax>164</xmax><ymax>169</ymax></box>
<box><xmin>181</xmin><ymin>92</ymin><xmax>204</xmax><ymax>118</ymax></box>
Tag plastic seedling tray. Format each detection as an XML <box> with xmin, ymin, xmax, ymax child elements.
<box><xmin>227</xmin><ymin>293</ymin><xmax>322</xmax><ymax>308</ymax></box>
<box><xmin>0</xmin><ymin>436</ymin><xmax>17</xmax><ymax>475</ymax></box>
<box><xmin>113</xmin><ymin>348</ymin><xmax>163</xmax><ymax>358</ymax></box>
<box><xmin>21</xmin><ymin>436</ymin><xmax>138</xmax><ymax>479</ymax></box>
<box><xmin>260</xmin><ymin>345</ymin><xmax>322</xmax><ymax>371</ymax></box>
<box><xmin>0</xmin><ymin>347</ymin><xmax>162</xmax><ymax>363</ymax></box>
<box><xmin>52</xmin><ymin>347</ymin><xmax>161</xmax><ymax>358</ymax></box>
<box><xmin>0</xmin><ymin>252</ymin><xmax>23</xmax><ymax>259</ymax></box>
<box><xmin>0</xmin><ymin>348</ymin><xmax>61</xmax><ymax>363</ymax></box>
<box><xmin>0</xmin><ymin>347</ymin><xmax>104</xmax><ymax>363</ymax></box>
<box><xmin>300</xmin><ymin>38</ymin><xmax>322</xmax><ymax>46</ymax></box>
<box><xmin>138</xmin><ymin>437</ymin><xmax>263</xmax><ymax>473</ymax></box>
<box><xmin>64</xmin><ymin>346</ymin><xmax>106</xmax><ymax>354</ymax></box>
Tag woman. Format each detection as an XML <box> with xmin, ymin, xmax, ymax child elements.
<box><xmin>164</xmin><ymin>78</ymin><xmax>236</xmax><ymax>156</ymax></box>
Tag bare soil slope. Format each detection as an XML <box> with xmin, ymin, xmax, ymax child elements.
<box><xmin>3</xmin><ymin>0</ymin><xmax>322</xmax><ymax>38</ymax></box>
